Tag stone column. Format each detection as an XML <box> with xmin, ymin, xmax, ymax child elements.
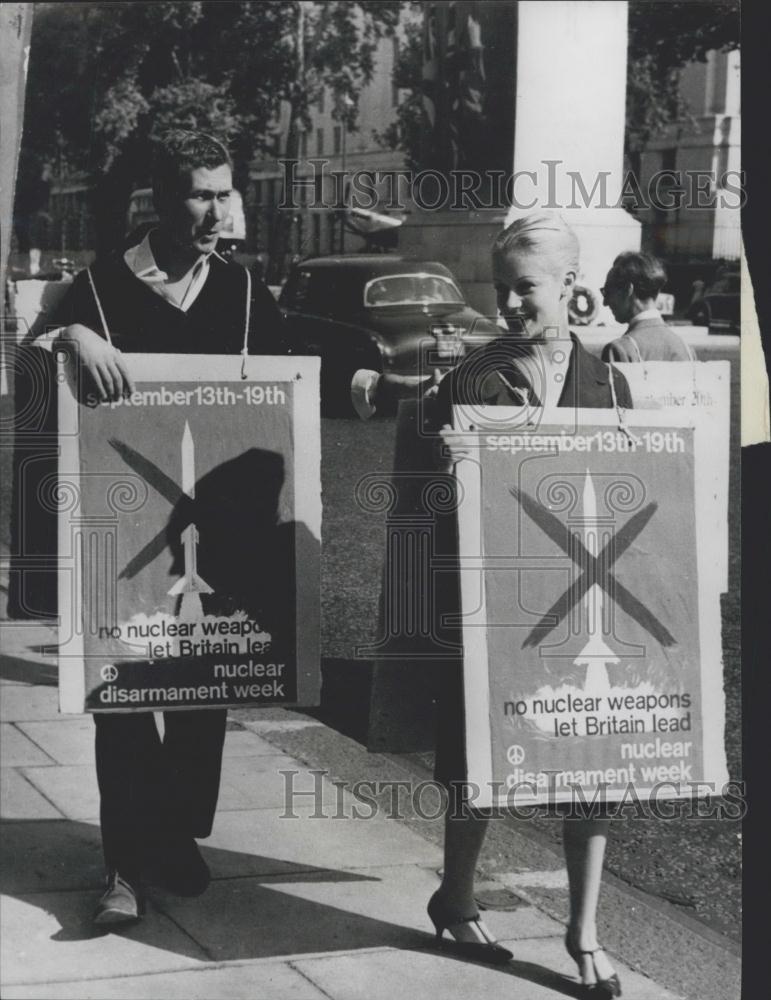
<box><xmin>398</xmin><ymin>0</ymin><xmax>640</xmax><ymax>317</ymax></box>
<box><xmin>508</xmin><ymin>0</ymin><xmax>640</xmax><ymax>297</ymax></box>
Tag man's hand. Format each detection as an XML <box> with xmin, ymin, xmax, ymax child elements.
<box><xmin>373</xmin><ymin>369</ymin><xmax>442</xmax><ymax>412</ymax></box>
<box><xmin>59</xmin><ymin>324</ymin><xmax>134</xmax><ymax>401</ymax></box>
<box><xmin>351</xmin><ymin>368</ymin><xmax>442</xmax><ymax>419</ymax></box>
<box><xmin>438</xmin><ymin>423</ymin><xmax>474</xmax><ymax>468</ymax></box>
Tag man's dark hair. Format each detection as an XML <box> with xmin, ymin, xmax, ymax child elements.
<box><xmin>151</xmin><ymin>129</ymin><xmax>232</xmax><ymax>211</ymax></box>
<box><xmin>607</xmin><ymin>251</ymin><xmax>667</xmax><ymax>301</ymax></box>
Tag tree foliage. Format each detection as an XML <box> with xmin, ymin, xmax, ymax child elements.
<box><xmin>626</xmin><ymin>0</ymin><xmax>741</xmax><ymax>153</ymax></box>
<box><xmin>229</xmin><ymin>2</ymin><xmax>402</xmax><ymax>279</ymax></box>
<box><xmin>19</xmin><ymin>1</ymin><xmax>401</xmax><ymax>251</ymax></box>
<box><xmin>374</xmin><ymin>1</ymin><xmax>740</xmax><ymax>168</ymax></box>
<box><xmin>373</xmin><ymin>7</ymin><xmax>424</xmax><ymax>170</ymax></box>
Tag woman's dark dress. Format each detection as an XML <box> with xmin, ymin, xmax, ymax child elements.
<box><xmin>427</xmin><ymin>334</ymin><xmax>633</xmax><ymax>788</ymax></box>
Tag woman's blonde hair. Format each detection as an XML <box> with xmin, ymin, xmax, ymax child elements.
<box><xmin>492</xmin><ymin>211</ymin><xmax>580</xmax><ymax>276</ymax></box>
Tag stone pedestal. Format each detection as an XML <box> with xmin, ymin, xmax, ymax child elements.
<box><xmin>398</xmin><ymin>208</ymin><xmax>505</xmax><ymax>316</ymax></box>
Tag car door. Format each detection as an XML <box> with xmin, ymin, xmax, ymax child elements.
<box><xmin>279</xmin><ymin>268</ymin><xmax>316</xmax><ymax>350</ymax></box>
<box><xmin>707</xmin><ymin>275</ymin><xmax>739</xmax><ymax>327</ymax></box>
<box><xmin>280</xmin><ymin>268</ymin><xmax>379</xmax><ymax>412</ymax></box>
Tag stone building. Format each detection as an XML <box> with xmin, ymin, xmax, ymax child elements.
<box><xmin>633</xmin><ymin>47</ymin><xmax>741</xmax><ymax>264</ymax></box>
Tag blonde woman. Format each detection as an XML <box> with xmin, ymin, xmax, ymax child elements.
<box><xmin>426</xmin><ymin>212</ymin><xmax>627</xmax><ymax>996</ymax></box>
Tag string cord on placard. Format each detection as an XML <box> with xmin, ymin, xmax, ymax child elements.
<box><xmin>86</xmin><ymin>268</ymin><xmax>112</xmax><ymax>345</ymax></box>
<box><xmin>240</xmin><ymin>266</ymin><xmax>252</xmax><ymax>379</ymax></box>
<box><xmin>495</xmin><ymin>368</ymin><xmax>531</xmax><ymax>407</ymax></box>
<box><xmin>608</xmin><ymin>362</ymin><xmax>642</xmax><ymax>446</ymax></box>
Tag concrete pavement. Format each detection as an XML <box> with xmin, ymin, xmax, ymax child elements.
<box><xmin>0</xmin><ymin>623</ymin><xmax>738</xmax><ymax>999</ymax></box>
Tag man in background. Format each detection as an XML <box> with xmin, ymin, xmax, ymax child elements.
<box><xmin>600</xmin><ymin>251</ymin><xmax>694</xmax><ymax>362</ymax></box>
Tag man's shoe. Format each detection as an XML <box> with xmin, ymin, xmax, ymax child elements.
<box><xmin>143</xmin><ymin>835</ymin><xmax>210</xmax><ymax>897</ymax></box>
<box><xmin>93</xmin><ymin>871</ymin><xmax>143</xmax><ymax>926</ymax></box>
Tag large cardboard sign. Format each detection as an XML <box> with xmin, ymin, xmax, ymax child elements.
<box><xmin>454</xmin><ymin>405</ymin><xmax>728</xmax><ymax>808</ymax></box>
<box><xmin>57</xmin><ymin>354</ymin><xmax>321</xmax><ymax>713</ymax></box>
<box><xmin>615</xmin><ymin>360</ymin><xmax>731</xmax><ymax>590</ymax></box>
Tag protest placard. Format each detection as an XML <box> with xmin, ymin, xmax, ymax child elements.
<box><xmin>454</xmin><ymin>405</ymin><xmax>729</xmax><ymax>808</ymax></box>
<box><xmin>56</xmin><ymin>353</ymin><xmax>321</xmax><ymax>713</ymax></box>
<box><xmin>615</xmin><ymin>360</ymin><xmax>731</xmax><ymax>590</ymax></box>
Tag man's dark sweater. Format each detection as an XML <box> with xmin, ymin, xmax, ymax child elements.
<box><xmin>55</xmin><ymin>250</ymin><xmax>284</xmax><ymax>355</ymax></box>
<box><xmin>10</xmin><ymin>250</ymin><xmax>284</xmax><ymax>619</ymax></box>
<box><xmin>46</xmin><ymin>249</ymin><xmax>289</xmax><ymax>883</ymax></box>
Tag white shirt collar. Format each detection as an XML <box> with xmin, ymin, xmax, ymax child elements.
<box><xmin>628</xmin><ymin>307</ymin><xmax>661</xmax><ymax>326</ymax></box>
<box><xmin>124</xmin><ymin>229</ymin><xmax>214</xmax><ymax>311</ymax></box>
<box><xmin>124</xmin><ymin>230</ymin><xmax>167</xmax><ymax>281</ymax></box>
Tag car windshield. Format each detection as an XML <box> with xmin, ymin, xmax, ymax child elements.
<box><xmin>364</xmin><ymin>273</ymin><xmax>464</xmax><ymax>308</ymax></box>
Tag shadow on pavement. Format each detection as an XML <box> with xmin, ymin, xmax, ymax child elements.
<box><xmin>0</xmin><ymin>817</ymin><xmax>580</xmax><ymax>996</ymax></box>
<box><xmin>0</xmin><ymin>818</ymin><xmax>417</xmax><ymax>953</ymax></box>
<box><xmin>0</xmin><ymin>651</ymin><xmax>58</xmax><ymax>686</ymax></box>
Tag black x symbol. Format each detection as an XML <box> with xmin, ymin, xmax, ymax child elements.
<box><xmin>510</xmin><ymin>487</ymin><xmax>676</xmax><ymax>650</ymax></box>
<box><xmin>109</xmin><ymin>438</ymin><xmax>195</xmax><ymax>580</ymax></box>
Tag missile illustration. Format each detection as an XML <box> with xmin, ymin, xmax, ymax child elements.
<box><xmin>168</xmin><ymin>421</ymin><xmax>213</xmax><ymax>618</ymax></box>
<box><xmin>574</xmin><ymin>470</ymin><xmax>618</xmax><ymax>695</ymax></box>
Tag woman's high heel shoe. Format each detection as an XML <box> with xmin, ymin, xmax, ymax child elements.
<box><xmin>565</xmin><ymin>932</ymin><xmax>622</xmax><ymax>997</ymax></box>
<box><xmin>427</xmin><ymin>891</ymin><xmax>513</xmax><ymax>965</ymax></box>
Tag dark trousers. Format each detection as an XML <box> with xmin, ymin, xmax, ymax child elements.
<box><xmin>94</xmin><ymin>709</ymin><xmax>228</xmax><ymax>878</ymax></box>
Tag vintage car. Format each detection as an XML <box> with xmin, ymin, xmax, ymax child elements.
<box><xmin>278</xmin><ymin>255</ymin><xmax>502</xmax><ymax>412</ymax></box>
<box><xmin>687</xmin><ymin>269</ymin><xmax>740</xmax><ymax>332</ymax></box>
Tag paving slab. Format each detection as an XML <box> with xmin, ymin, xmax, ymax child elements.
<box><xmin>1</xmin><ymin>769</ymin><xmax>63</xmax><ymax>820</ymax></box>
<box><xmin>518</xmin><ymin>879</ymin><xmax>739</xmax><ymax>1000</ymax></box>
<box><xmin>16</xmin><ymin>719</ymin><xmax>94</xmax><ymax>766</ymax></box>
<box><xmin>151</xmin><ymin>875</ymin><xmax>422</xmax><ymax>962</ymax></box>
<box><xmin>222</xmin><ymin>730</ymin><xmax>290</xmax><ymax>757</ymax></box>
<box><xmin>241</xmin><ymin>719</ymin><xmax>325</xmax><ymax>733</ymax></box>
<box><xmin>0</xmin><ymin>819</ymin><xmax>104</xmax><ymax>894</ymax></box>
<box><xmin>293</xmin><ymin>937</ymin><xmax>684</xmax><ymax>1000</ymax></box>
<box><xmin>0</xmin><ymin>657</ymin><xmax>57</xmax><ymax>687</ymax></box>
<box><xmin>1</xmin><ymin>959</ymin><xmax>327</xmax><ymax>999</ymax></box>
<box><xmin>21</xmin><ymin>764</ymin><xmax>99</xmax><ymax>821</ymax></box>
<box><xmin>216</xmin><ymin>863</ymin><xmax>563</xmax><ymax>945</ymax></box>
<box><xmin>251</xmin><ymin>864</ymin><xmax>441</xmax><ymax>937</ymax></box>
<box><xmin>0</xmin><ymin>624</ymin><xmax>58</xmax><ymax>658</ymax></box>
<box><xmin>0</xmin><ymin>891</ymin><xmax>210</xmax><ymax>987</ymax></box>
<box><xmin>292</xmin><ymin>946</ymin><xmax>574</xmax><ymax>1000</ymax></box>
<box><xmin>13</xmin><ymin>721</ymin><xmax>280</xmax><ymax>770</ymax></box>
<box><xmin>217</xmin><ymin>753</ymin><xmax>324</xmax><ymax>810</ymax></box>
<box><xmin>0</xmin><ymin>638</ymin><xmax>58</xmax><ymax>688</ymax></box>
<box><xmin>205</xmin><ymin>807</ymin><xmax>441</xmax><ymax>877</ymax></box>
<box><xmin>0</xmin><ymin>687</ymin><xmax>62</xmax><ymax>722</ymax></box>
<box><xmin>150</xmin><ymin>863</ymin><xmax>563</xmax><ymax>970</ymax></box>
<box><xmin>221</xmin><ymin>753</ymin><xmax>306</xmax><ymax>774</ymax></box>
<box><xmin>1</xmin><ymin>724</ymin><xmax>57</xmax><ymax>767</ymax></box>
<box><xmin>18</xmin><ymin>753</ymin><xmax>337</xmax><ymax>821</ymax></box>
<box><xmin>217</xmin><ymin>756</ymin><xmax>350</xmax><ymax>812</ymax></box>
<box><xmin>501</xmin><ymin>936</ymin><xmax>684</xmax><ymax>1000</ymax></box>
